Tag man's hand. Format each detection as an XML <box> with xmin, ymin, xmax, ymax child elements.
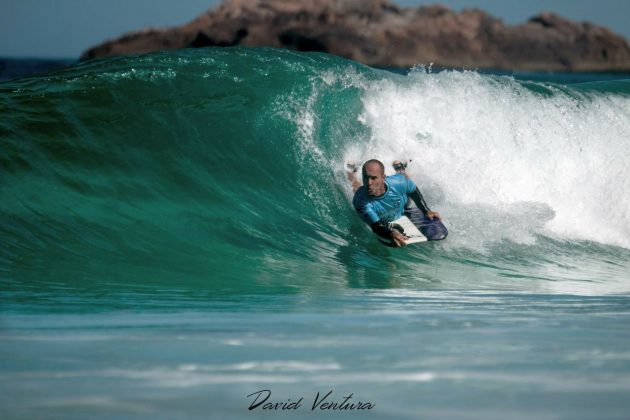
<box><xmin>391</xmin><ymin>230</ymin><xmax>408</xmax><ymax>247</ymax></box>
<box><xmin>426</xmin><ymin>211</ymin><xmax>441</xmax><ymax>220</ymax></box>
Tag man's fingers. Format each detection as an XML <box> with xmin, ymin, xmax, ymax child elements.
<box><xmin>428</xmin><ymin>211</ymin><xmax>441</xmax><ymax>220</ymax></box>
<box><xmin>393</xmin><ymin>237</ymin><xmax>407</xmax><ymax>247</ymax></box>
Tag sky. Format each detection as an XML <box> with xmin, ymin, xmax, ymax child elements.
<box><xmin>2</xmin><ymin>0</ymin><xmax>629</xmax><ymax>59</ymax></box>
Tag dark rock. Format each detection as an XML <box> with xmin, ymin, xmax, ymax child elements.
<box><xmin>80</xmin><ymin>0</ymin><xmax>630</xmax><ymax>72</ymax></box>
<box><xmin>278</xmin><ymin>31</ymin><xmax>328</xmax><ymax>52</ymax></box>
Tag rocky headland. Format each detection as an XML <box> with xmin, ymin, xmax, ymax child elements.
<box><xmin>81</xmin><ymin>0</ymin><xmax>630</xmax><ymax>72</ymax></box>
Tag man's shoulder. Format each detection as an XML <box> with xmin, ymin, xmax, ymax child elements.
<box><xmin>386</xmin><ymin>173</ymin><xmax>414</xmax><ymax>192</ymax></box>
<box><xmin>386</xmin><ymin>173</ymin><xmax>406</xmax><ymax>183</ymax></box>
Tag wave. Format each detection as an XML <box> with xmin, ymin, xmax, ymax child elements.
<box><xmin>1</xmin><ymin>47</ymin><xmax>629</xmax><ymax>296</ymax></box>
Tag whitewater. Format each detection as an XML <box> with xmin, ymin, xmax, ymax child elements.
<box><xmin>1</xmin><ymin>47</ymin><xmax>630</xmax><ymax>419</ymax></box>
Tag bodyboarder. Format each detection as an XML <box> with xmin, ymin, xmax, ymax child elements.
<box><xmin>347</xmin><ymin>159</ymin><xmax>442</xmax><ymax>247</ymax></box>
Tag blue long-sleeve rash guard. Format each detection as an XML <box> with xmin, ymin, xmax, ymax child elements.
<box><xmin>352</xmin><ymin>173</ymin><xmax>431</xmax><ymax>237</ymax></box>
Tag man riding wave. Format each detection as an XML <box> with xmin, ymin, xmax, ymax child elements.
<box><xmin>347</xmin><ymin>159</ymin><xmax>441</xmax><ymax>247</ymax></box>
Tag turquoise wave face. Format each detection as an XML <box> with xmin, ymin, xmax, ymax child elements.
<box><xmin>1</xmin><ymin>47</ymin><xmax>630</xmax><ymax>308</ymax></box>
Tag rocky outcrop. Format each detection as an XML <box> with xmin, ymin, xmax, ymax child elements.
<box><xmin>81</xmin><ymin>0</ymin><xmax>630</xmax><ymax>72</ymax></box>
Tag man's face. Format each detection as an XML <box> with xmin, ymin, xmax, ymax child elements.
<box><xmin>363</xmin><ymin>162</ymin><xmax>386</xmax><ymax>197</ymax></box>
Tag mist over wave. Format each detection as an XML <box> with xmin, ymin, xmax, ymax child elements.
<box><xmin>346</xmin><ymin>69</ymin><xmax>630</xmax><ymax>249</ymax></box>
<box><xmin>1</xmin><ymin>47</ymin><xmax>629</xmax><ymax>299</ymax></box>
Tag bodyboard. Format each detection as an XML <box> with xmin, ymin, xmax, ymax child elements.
<box><xmin>376</xmin><ymin>207</ymin><xmax>448</xmax><ymax>246</ymax></box>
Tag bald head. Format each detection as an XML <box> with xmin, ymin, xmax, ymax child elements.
<box><xmin>362</xmin><ymin>159</ymin><xmax>384</xmax><ymax>176</ymax></box>
<box><xmin>362</xmin><ymin>159</ymin><xmax>386</xmax><ymax>197</ymax></box>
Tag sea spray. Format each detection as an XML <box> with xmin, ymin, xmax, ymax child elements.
<box><xmin>350</xmin><ymin>68</ymin><xmax>630</xmax><ymax>249</ymax></box>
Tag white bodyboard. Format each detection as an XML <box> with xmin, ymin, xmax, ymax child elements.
<box><xmin>376</xmin><ymin>215</ymin><xmax>428</xmax><ymax>245</ymax></box>
<box><xmin>393</xmin><ymin>215</ymin><xmax>428</xmax><ymax>244</ymax></box>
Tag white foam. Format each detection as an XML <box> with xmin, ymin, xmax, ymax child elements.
<box><xmin>350</xmin><ymin>70</ymin><xmax>630</xmax><ymax>249</ymax></box>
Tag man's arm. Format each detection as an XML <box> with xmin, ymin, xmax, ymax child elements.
<box><xmin>409</xmin><ymin>188</ymin><xmax>440</xmax><ymax>220</ymax></box>
<box><xmin>371</xmin><ymin>221</ymin><xmax>407</xmax><ymax>247</ymax></box>
<box><xmin>354</xmin><ymin>188</ymin><xmax>407</xmax><ymax>247</ymax></box>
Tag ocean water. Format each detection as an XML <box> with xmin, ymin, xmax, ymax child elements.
<box><xmin>0</xmin><ymin>58</ymin><xmax>75</xmax><ymax>82</ymax></box>
<box><xmin>1</xmin><ymin>47</ymin><xmax>630</xmax><ymax>419</ymax></box>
